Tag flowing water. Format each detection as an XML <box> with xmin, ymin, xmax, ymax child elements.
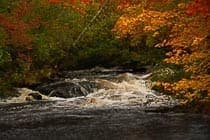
<box><xmin>0</xmin><ymin>68</ymin><xmax>210</xmax><ymax>140</ymax></box>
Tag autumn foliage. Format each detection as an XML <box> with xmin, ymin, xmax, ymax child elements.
<box><xmin>0</xmin><ymin>0</ymin><xmax>100</xmax><ymax>89</ymax></box>
<box><xmin>0</xmin><ymin>0</ymin><xmax>121</xmax><ymax>94</ymax></box>
<box><xmin>113</xmin><ymin>0</ymin><xmax>210</xmax><ymax>113</ymax></box>
<box><xmin>186</xmin><ymin>0</ymin><xmax>210</xmax><ymax>16</ymax></box>
<box><xmin>0</xmin><ymin>0</ymin><xmax>209</xmax><ymax>113</ymax></box>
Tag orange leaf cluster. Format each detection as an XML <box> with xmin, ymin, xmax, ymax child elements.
<box><xmin>0</xmin><ymin>1</ymin><xmax>42</xmax><ymax>47</ymax></box>
<box><xmin>0</xmin><ymin>1</ymin><xmax>43</xmax><ymax>66</ymax></box>
<box><xmin>0</xmin><ymin>14</ymin><xmax>32</xmax><ymax>47</ymax></box>
<box><xmin>113</xmin><ymin>0</ymin><xmax>210</xmax><ymax>97</ymax></box>
<box><xmin>113</xmin><ymin>9</ymin><xmax>174</xmax><ymax>38</ymax></box>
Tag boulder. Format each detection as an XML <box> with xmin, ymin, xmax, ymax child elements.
<box><xmin>35</xmin><ymin>81</ymin><xmax>98</xmax><ymax>98</ymax></box>
<box><xmin>28</xmin><ymin>92</ymin><xmax>42</xmax><ymax>100</ymax></box>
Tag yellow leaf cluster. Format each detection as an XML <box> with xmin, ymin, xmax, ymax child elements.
<box><xmin>113</xmin><ymin>1</ymin><xmax>210</xmax><ymax>98</ymax></box>
<box><xmin>113</xmin><ymin>16</ymin><xmax>141</xmax><ymax>38</ymax></box>
<box><xmin>174</xmin><ymin>75</ymin><xmax>210</xmax><ymax>94</ymax></box>
<box><xmin>154</xmin><ymin>74</ymin><xmax>210</xmax><ymax>97</ymax></box>
<box><xmin>113</xmin><ymin>9</ymin><xmax>174</xmax><ymax>38</ymax></box>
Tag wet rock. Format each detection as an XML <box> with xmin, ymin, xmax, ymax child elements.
<box><xmin>35</xmin><ymin>81</ymin><xmax>99</xmax><ymax>98</ymax></box>
<box><xmin>78</xmin><ymin>81</ymin><xmax>98</xmax><ymax>93</ymax></box>
<box><xmin>20</xmin><ymin>89</ymin><xmax>45</xmax><ymax>101</ymax></box>
<box><xmin>3</xmin><ymin>88</ymin><xmax>49</xmax><ymax>103</ymax></box>
<box><xmin>28</xmin><ymin>92</ymin><xmax>42</xmax><ymax>100</ymax></box>
<box><xmin>25</xmin><ymin>96</ymin><xmax>34</xmax><ymax>101</ymax></box>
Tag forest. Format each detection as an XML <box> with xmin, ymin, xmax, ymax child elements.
<box><xmin>0</xmin><ymin>0</ymin><xmax>209</xmax><ymax>114</ymax></box>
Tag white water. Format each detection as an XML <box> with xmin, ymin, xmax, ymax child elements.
<box><xmin>0</xmin><ymin>72</ymin><xmax>178</xmax><ymax>109</ymax></box>
<box><xmin>1</xmin><ymin>70</ymin><xmax>209</xmax><ymax>140</ymax></box>
<box><xmin>53</xmin><ymin>73</ymin><xmax>178</xmax><ymax>109</ymax></box>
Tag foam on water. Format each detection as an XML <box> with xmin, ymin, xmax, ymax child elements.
<box><xmin>54</xmin><ymin>73</ymin><xmax>178</xmax><ymax>109</ymax></box>
<box><xmin>0</xmin><ymin>72</ymin><xmax>178</xmax><ymax>109</ymax></box>
<box><xmin>83</xmin><ymin>73</ymin><xmax>176</xmax><ymax>108</ymax></box>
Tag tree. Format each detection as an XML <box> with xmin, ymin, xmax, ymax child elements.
<box><xmin>113</xmin><ymin>0</ymin><xmax>210</xmax><ymax>109</ymax></box>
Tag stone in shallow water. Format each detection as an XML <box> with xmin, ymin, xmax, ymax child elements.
<box><xmin>18</xmin><ymin>88</ymin><xmax>46</xmax><ymax>101</ymax></box>
<box><xmin>28</xmin><ymin>92</ymin><xmax>42</xmax><ymax>100</ymax></box>
<box><xmin>0</xmin><ymin>88</ymin><xmax>48</xmax><ymax>103</ymax></box>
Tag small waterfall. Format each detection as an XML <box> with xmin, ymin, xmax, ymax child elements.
<box><xmin>50</xmin><ymin>71</ymin><xmax>178</xmax><ymax>109</ymax></box>
<box><xmin>82</xmin><ymin>73</ymin><xmax>177</xmax><ymax>108</ymax></box>
<box><xmin>0</xmin><ymin>69</ymin><xmax>209</xmax><ymax>140</ymax></box>
<box><xmin>0</xmin><ymin>69</ymin><xmax>178</xmax><ymax>109</ymax></box>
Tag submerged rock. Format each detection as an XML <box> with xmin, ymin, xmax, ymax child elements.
<box><xmin>27</xmin><ymin>92</ymin><xmax>42</xmax><ymax>100</ymax></box>
<box><xmin>35</xmin><ymin>80</ymin><xmax>99</xmax><ymax>98</ymax></box>
<box><xmin>17</xmin><ymin>88</ymin><xmax>47</xmax><ymax>102</ymax></box>
<box><xmin>0</xmin><ymin>69</ymin><xmax>179</xmax><ymax>110</ymax></box>
<box><xmin>0</xmin><ymin>88</ymin><xmax>49</xmax><ymax>104</ymax></box>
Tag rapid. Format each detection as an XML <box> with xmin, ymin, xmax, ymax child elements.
<box><xmin>0</xmin><ymin>68</ymin><xmax>209</xmax><ymax>140</ymax></box>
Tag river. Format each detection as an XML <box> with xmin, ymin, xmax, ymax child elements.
<box><xmin>0</xmin><ymin>68</ymin><xmax>210</xmax><ymax>140</ymax></box>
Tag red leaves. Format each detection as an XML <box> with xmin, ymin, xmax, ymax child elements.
<box><xmin>186</xmin><ymin>0</ymin><xmax>210</xmax><ymax>16</ymax></box>
<box><xmin>0</xmin><ymin>0</ymin><xmax>44</xmax><ymax>48</ymax></box>
<box><xmin>0</xmin><ymin>14</ymin><xmax>32</xmax><ymax>47</ymax></box>
<box><xmin>81</xmin><ymin>0</ymin><xmax>94</xmax><ymax>4</ymax></box>
<box><xmin>0</xmin><ymin>1</ymin><xmax>32</xmax><ymax>47</ymax></box>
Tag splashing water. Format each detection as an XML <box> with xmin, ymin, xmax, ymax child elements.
<box><xmin>51</xmin><ymin>72</ymin><xmax>178</xmax><ymax>109</ymax></box>
<box><xmin>0</xmin><ymin>69</ymin><xmax>178</xmax><ymax>110</ymax></box>
<box><xmin>0</xmin><ymin>69</ymin><xmax>209</xmax><ymax>140</ymax></box>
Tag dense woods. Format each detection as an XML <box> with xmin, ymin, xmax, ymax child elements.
<box><xmin>0</xmin><ymin>0</ymin><xmax>209</xmax><ymax>114</ymax></box>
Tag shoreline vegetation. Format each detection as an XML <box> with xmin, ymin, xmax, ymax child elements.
<box><xmin>0</xmin><ymin>0</ymin><xmax>209</xmax><ymax>115</ymax></box>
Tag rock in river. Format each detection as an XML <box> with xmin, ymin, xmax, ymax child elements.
<box><xmin>35</xmin><ymin>80</ymin><xmax>99</xmax><ymax>98</ymax></box>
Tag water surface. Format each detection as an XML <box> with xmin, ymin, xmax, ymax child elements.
<box><xmin>0</xmin><ymin>68</ymin><xmax>209</xmax><ymax>140</ymax></box>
